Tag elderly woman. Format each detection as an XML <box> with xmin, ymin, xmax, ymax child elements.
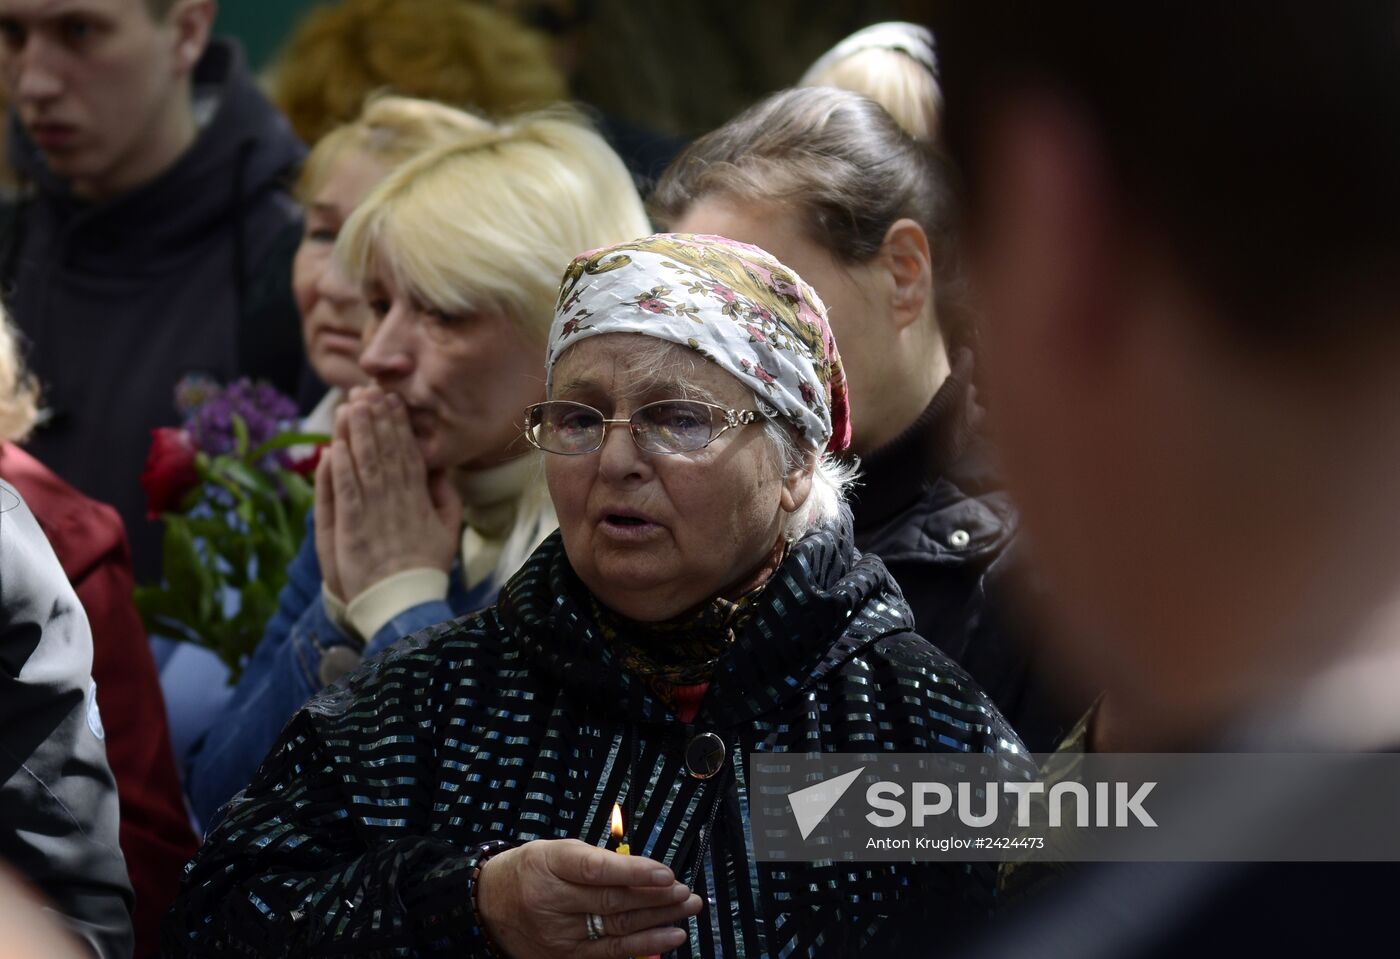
<box><xmin>182</xmin><ymin>112</ymin><xmax>650</xmax><ymax>828</ymax></box>
<box><xmin>164</xmin><ymin>234</ymin><xmax>1026</xmax><ymax>957</ymax></box>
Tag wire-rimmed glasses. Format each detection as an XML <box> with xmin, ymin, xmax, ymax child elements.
<box><xmin>524</xmin><ymin>399</ymin><xmax>761</xmax><ymax>455</ymax></box>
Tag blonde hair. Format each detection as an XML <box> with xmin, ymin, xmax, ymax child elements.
<box><xmin>338</xmin><ymin>110</ymin><xmax>651</xmax><ymax>341</ymax></box>
<box><xmin>800</xmin><ymin>22</ymin><xmax>942</xmax><ymax>141</ymax></box>
<box><xmin>0</xmin><ymin>312</ymin><xmax>38</xmax><ymax>443</ymax></box>
<box><xmin>269</xmin><ymin>0</ymin><xmax>568</xmax><ymax>147</ymax></box>
<box><xmin>295</xmin><ymin>95</ymin><xmax>493</xmax><ymax>204</ymax></box>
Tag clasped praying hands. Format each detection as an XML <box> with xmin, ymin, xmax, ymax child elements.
<box><xmin>314</xmin><ymin>384</ymin><xmax>463</xmax><ymax>604</ymax></box>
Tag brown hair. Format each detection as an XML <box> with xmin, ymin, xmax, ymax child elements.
<box><xmin>651</xmin><ymin>86</ymin><xmax>967</xmax><ymax>346</ymax></box>
<box><xmin>268</xmin><ymin>0</ymin><xmax>567</xmax><ymax>148</ymax></box>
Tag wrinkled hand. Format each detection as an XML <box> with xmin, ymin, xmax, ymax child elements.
<box><xmin>476</xmin><ymin>839</ymin><xmax>701</xmax><ymax>958</ymax></box>
<box><xmin>314</xmin><ymin>385</ymin><xmax>462</xmax><ymax>603</ymax></box>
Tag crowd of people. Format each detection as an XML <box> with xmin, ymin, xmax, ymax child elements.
<box><xmin>0</xmin><ymin>1</ymin><xmax>1396</xmax><ymax>957</ymax></box>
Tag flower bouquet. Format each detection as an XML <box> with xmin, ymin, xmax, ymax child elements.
<box><xmin>134</xmin><ymin>377</ymin><xmax>327</xmax><ymax>681</ymax></box>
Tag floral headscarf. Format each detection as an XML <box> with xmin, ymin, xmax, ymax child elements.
<box><xmin>547</xmin><ymin>233</ymin><xmax>852</xmax><ymax>453</ymax></box>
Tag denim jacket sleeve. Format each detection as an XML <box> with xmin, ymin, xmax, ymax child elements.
<box><xmin>364</xmin><ymin>598</ymin><xmax>467</xmax><ymax>658</ymax></box>
<box><xmin>184</xmin><ymin>511</ymin><xmax>357</xmax><ymax>829</ymax></box>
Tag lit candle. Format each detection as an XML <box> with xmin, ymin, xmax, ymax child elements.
<box><xmin>610</xmin><ymin>802</ymin><xmax>631</xmax><ymax>856</ymax></box>
<box><xmin>611</xmin><ymin>804</ymin><xmax>658</xmax><ymax>959</ymax></box>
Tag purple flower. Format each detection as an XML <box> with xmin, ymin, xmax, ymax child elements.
<box><xmin>182</xmin><ymin>377</ymin><xmax>300</xmax><ymax>473</ymax></box>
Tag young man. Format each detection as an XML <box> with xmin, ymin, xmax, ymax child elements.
<box><xmin>920</xmin><ymin>1</ymin><xmax>1400</xmax><ymax>952</ymax></box>
<box><xmin>0</xmin><ymin>0</ymin><xmax>306</xmax><ymax>581</ymax></box>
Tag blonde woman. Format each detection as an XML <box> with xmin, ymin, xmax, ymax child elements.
<box><xmin>167</xmin><ymin>95</ymin><xmax>491</xmax><ymax>807</ymax></box>
<box><xmin>292</xmin><ymin>95</ymin><xmax>493</xmax><ymax>430</ymax></box>
<box><xmin>185</xmin><ymin>110</ymin><xmax>651</xmax><ymax>827</ymax></box>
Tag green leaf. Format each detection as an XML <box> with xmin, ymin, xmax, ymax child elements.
<box><xmin>221</xmin><ymin>458</ymin><xmax>276</xmax><ymax>497</ymax></box>
<box><xmin>239</xmin><ymin>579</ymin><xmax>276</xmax><ymax>633</ymax></box>
<box><xmin>249</xmin><ymin>431</ymin><xmax>329</xmax><ymax>463</ymax></box>
<box><xmin>185</xmin><ymin>516</ymin><xmax>238</xmax><ymax>546</ymax></box>
<box><xmin>232</xmin><ymin>413</ymin><xmax>250</xmax><ymax>458</ymax></box>
<box><xmin>282</xmin><ymin>471</ymin><xmax>314</xmax><ymax>520</ymax></box>
<box><xmin>134</xmin><ymin>584</ymin><xmax>190</xmax><ymax>634</ymax></box>
<box><xmin>162</xmin><ymin>517</ymin><xmax>205</xmax><ymax>609</ymax></box>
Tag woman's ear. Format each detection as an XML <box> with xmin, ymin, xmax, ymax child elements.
<box><xmin>779</xmin><ymin>450</ymin><xmax>818</xmax><ymax>514</ymax></box>
<box><xmin>881</xmin><ymin>219</ymin><xmax>934</xmax><ymax>331</ymax></box>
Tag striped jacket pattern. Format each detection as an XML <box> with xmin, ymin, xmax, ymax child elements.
<box><xmin>164</xmin><ymin>518</ymin><xmax>1028</xmax><ymax>957</ymax></box>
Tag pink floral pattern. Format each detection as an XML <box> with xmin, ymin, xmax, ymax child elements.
<box><xmin>548</xmin><ymin>233</ymin><xmax>851</xmax><ymax>452</ymax></box>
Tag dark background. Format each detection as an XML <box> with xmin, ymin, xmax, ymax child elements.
<box><xmin>218</xmin><ymin>0</ymin><xmax>926</xmax><ymax>138</ymax></box>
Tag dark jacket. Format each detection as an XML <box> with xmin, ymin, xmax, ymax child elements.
<box><xmin>164</xmin><ymin>519</ymin><xmax>1029</xmax><ymax>957</ymax></box>
<box><xmin>1</xmin><ymin>443</ymin><xmax>197</xmax><ymax>959</ymax></box>
<box><xmin>0</xmin><ymin>480</ymin><xmax>133</xmax><ymax>959</ymax></box>
<box><xmin>849</xmin><ymin>350</ymin><xmax>1080</xmax><ymax>752</ymax></box>
<box><xmin>1</xmin><ymin>38</ymin><xmax>307</xmax><ymax>582</ymax></box>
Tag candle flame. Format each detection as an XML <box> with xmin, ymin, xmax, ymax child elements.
<box><xmin>610</xmin><ymin>802</ymin><xmax>625</xmax><ymax>839</ymax></box>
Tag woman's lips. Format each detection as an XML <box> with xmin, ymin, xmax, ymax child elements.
<box><xmin>313</xmin><ymin>327</ymin><xmax>363</xmax><ymax>357</ymax></box>
<box><xmin>597</xmin><ymin>511</ymin><xmax>665</xmax><ymax>542</ymax></box>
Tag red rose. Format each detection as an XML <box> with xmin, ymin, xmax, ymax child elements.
<box><xmin>289</xmin><ymin>444</ymin><xmax>324</xmax><ymax>477</ymax></box>
<box><xmin>140</xmin><ymin>427</ymin><xmax>199</xmax><ymax>518</ymax></box>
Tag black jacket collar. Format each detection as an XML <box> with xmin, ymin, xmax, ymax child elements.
<box><xmin>496</xmin><ymin>515</ymin><xmax>913</xmax><ymax>728</ymax></box>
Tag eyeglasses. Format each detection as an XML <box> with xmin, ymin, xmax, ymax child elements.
<box><xmin>524</xmin><ymin>399</ymin><xmax>761</xmax><ymax>455</ymax></box>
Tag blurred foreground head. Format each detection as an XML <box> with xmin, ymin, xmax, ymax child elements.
<box><xmin>931</xmin><ymin>2</ymin><xmax>1400</xmax><ymax>734</ymax></box>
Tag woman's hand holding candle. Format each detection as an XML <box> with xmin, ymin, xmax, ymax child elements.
<box><xmin>475</xmin><ymin>838</ymin><xmax>700</xmax><ymax>958</ymax></box>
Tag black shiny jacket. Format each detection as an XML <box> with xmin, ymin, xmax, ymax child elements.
<box><xmin>165</xmin><ymin>519</ymin><xmax>1028</xmax><ymax>957</ymax></box>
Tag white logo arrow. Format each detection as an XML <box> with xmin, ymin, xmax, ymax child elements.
<box><xmin>787</xmin><ymin>766</ymin><xmax>865</xmax><ymax>840</ymax></box>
